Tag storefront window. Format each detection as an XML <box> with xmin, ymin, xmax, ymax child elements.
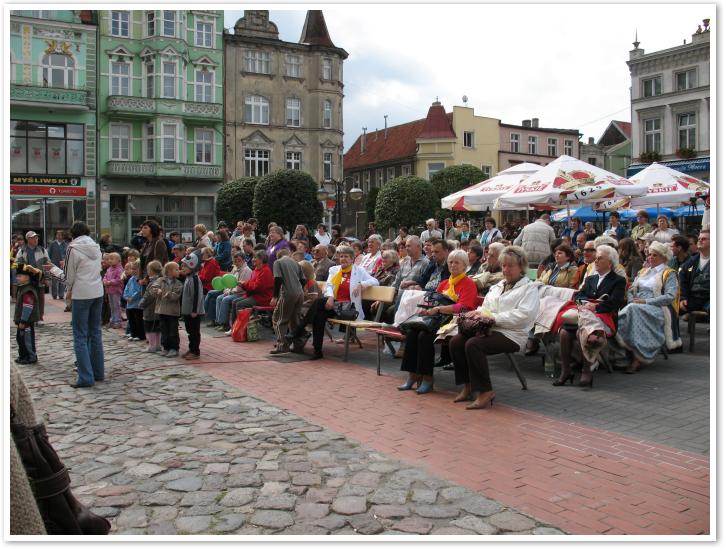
<box><xmin>11</xmin><ymin>198</ymin><xmax>85</xmax><ymax>245</ymax></box>
<box><xmin>10</xmin><ymin>120</ymin><xmax>84</xmax><ymax>176</ymax></box>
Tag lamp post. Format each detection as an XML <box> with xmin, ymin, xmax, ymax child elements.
<box><xmin>321</xmin><ymin>177</ymin><xmax>363</xmax><ymax>227</ymax></box>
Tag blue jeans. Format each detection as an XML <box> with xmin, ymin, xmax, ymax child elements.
<box><xmin>216</xmin><ymin>293</ymin><xmax>242</xmax><ymax>325</ymax></box>
<box><xmin>72</xmin><ymin>296</ymin><xmax>104</xmax><ymax>386</ymax></box>
<box><xmin>204</xmin><ymin>290</ymin><xmax>223</xmax><ymax>321</ymax></box>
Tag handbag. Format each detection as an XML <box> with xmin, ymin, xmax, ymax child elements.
<box><xmin>231</xmin><ymin>308</ymin><xmax>253</xmax><ymax>342</ymax></box>
<box><xmin>457</xmin><ymin>313</ymin><xmax>494</xmax><ymax>338</ymax></box>
<box><xmin>11</xmin><ymin>412</ymin><xmax>111</xmax><ymax>535</ymax></box>
<box><xmin>399</xmin><ymin>291</ymin><xmax>456</xmax><ymax>333</ymax></box>
<box><xmin>333</xmin><ymin>301</ymin><xmax>358</xmax><ymax>321</ymax></box>
<box><xmin>246</xmin><ymin>316</ymin><xmax>259</xmax><ymax>342</ymax></box>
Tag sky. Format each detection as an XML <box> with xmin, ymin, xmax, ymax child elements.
<box><xmin>225</xmin><ymin>4</ymin><xmax>714</xmax><ymax>152</ymax></box>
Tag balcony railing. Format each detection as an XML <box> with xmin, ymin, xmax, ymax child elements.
<box><xmin>10</xmin><ymin>83</ymin><xmax>90</xmax><ymax>107</ymax></box>
<box><xmin>106</xmin><ymin>161</ymin><xmax>222</xmax><ymax>179</ymax></box>
<box><xmin>107</xmin><ymin>96</ymin><xmax>222</xmax><ymax>120</ymax></box>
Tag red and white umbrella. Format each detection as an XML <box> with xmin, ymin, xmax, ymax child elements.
<box><xmin>441</xmin><ymin>162</ymin><xmax>541</xmax><ymax>211</ymax></box>
<box><xmin>626</xmin><ymin>162</ymin><xmax>710</xmax><ymax>208</ymax></box>
<box><xmin>494</xmin><ymin>155</ymin><xmax>648</xmax><ymax>209</ymax></box>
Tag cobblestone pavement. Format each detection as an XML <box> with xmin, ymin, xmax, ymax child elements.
<box><xmin>12</xmin><ymin>322</ymin><xmax>564</xmax><ymax>536</ymax></box>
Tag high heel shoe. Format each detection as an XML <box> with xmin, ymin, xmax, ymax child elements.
<box><xmin>578</xmin><ymin>374</ymin><xmax>594</xmax><ymax>388</ymax></box>
<box><xmin>416</xmin><ymin>381</ymin><xmax>434</xmax><ymax>394</ymax></box>
<box><xmin>397</xmin><ymin>378</ymin><xmax>420</xmax><ymax>391</ymax></box>
<box><xmin>466</xmin><ymin>392</ymin><xmax>495</xmax><ymax>410</ymax></box>
<box><xmin>552</xmin><ymin>372</ymin><xmax>575</xmax><ymax>386</ymax></box>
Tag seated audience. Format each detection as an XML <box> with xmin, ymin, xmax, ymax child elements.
<box><xmin>198</xmin><ymin>247</ymin><xmax>222</xmax><ymax>294</ymax></box>
<box><xmin>646</xmin><ymin>215</ymin><xmax>679</xmax><ymax>244</ymax></box>
<box><xmin>618</xmin><ymin>238</ymin><xmax>644</xmax><ymax>282</ymax></box>
<box><xmin>537</xmin><ymin>243</ymin><xmax>579</xmax><ymax>289</ymax></box>
<box><xmin>472</xmin><ymin>242</ymin><xmax>504</xmax><ymax>295</ymax></box>
<box><xmin>312</xmin><ymin>244</ymin><xmax>335</xmax><ymax>281</ymax></box>
<box><xmin>223</xmin><ymin>250</ymin><xmax>274</xmax><ymax>334</ymax></box>
<box><xmin>668</xmin><ymin>235</ymin><xmax>693</xmax><ymax>271</ymax></box>
<box><xmin>206</xmin><ymin>252</ymin><xmax>252</xmax><ymax>328</ymax></box>
<box><xmin>679</xmin><ymin>229</ymin><xmax>710</xmax><ymax>314</ymax></box>
<box><xmin>466</xmin><ymin>243</ymin><xmax>484</xmax><ymax>276</ymax></box>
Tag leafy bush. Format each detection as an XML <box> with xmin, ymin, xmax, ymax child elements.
<box><xmin>252</xmin><ymin>169</ymin><xmax>323</xmax><ymax>233</ymax></box>
<box><xmin>374</xmin><ymin>176</ymin><xmax>439</xmax><ymax>232</ymax></box>
<box><xmin>430</xmin><ymin>164</ymin><xmax>486</xmax><ymax>221</ymax></box>
<box><xmin>215</xmin><ymin>177</ymin><xmax>258</xmax><ymax>226</ymax></box>
<box><xmin>365</xmin><ymin>187</ymin><xmax>380</xmax><ymax>224</ymax></box>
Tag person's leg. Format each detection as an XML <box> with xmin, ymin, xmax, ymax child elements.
<box><xmin>24</xmin><ymin>324</ymin><xmax>37</xmax><ymax>362</ymax></box>
<box><xmin>51</xmin><ymin>277</ymin><xmax>58</xmax><ymax>299</ymax></box>
<box><xmin>58</xmin><ymin>279</ymin><xmax>65</xmax><ymax>300</ymax></box>
<box><xmin>189</xmin><ymin>316</ymin><xmax>201</xmax><ymax>354</ymax></box>
<box><xmin>400</xmin><ymin>329</ymin><xmax>420</xmax><ymax>374</ymax></box>
<box><xmin>310</xmin><ymin>308</ymin><xmax>331</xmax><ymax>357</ymax></box>
<box><xmin>204</xmin><ymin>291</ymin><xmax>221</xmax><ymax>323</ymax></box>
<box><xmin>88</xmin><ymin>296</ymin><xmax>105</xmax><ymax>381</ymax></box>
<box><xmin>415</xmin><ymin>331</ymin><xmax>437</xmax><ymax>393</ymax></box>
<box><xmin>110</xmin><ymin>293</ymin><xmax>122</xmax><ymax>325</ymax></box>
<box><xmin>71</xmin><ymin>299</ymin><xmax>94</xmax><ymax>386</ymax></box>
<box><xmin>167</xmin><ymin>315</ymin><xmax>180</xmax><ymax>352</ymax></box>
<box><xmin>16</xmin><ymin>327</ymin><xmax>28</xmax><ymax>361</ymax></box>
<box><xmin>159</xmin><ymin>316</ymin><xmax>171</xmax><ymax>351</ymax></box>
<box><xmin>271</xmin><ymin>295</ymin><xmax>286</xmax><ymax>351</ymax></box>
<box><xmin>466</xmin><ymin>331</ymin><xmax>518</xmax><ymax>408</ymax></box>
<box><xmin>555</xmin><ymin>328</ymin><xmax>576</xmax><ymax>385</ymax></box>
<box><xmin>449</xmin><ymin>333</ymin><xmax>472</xmax><ymax>401</ymax></box>
<box><xmin>229</xmin><ymin>297</ymin><xmax>257</xmax><ymax>329</ymax></box>
<box><xmin>217</xmin><ymin>294</ymin><xmax>236</xmax><ymax>325</ymax></box>
<box><xmin>38</xmin><ymin>284</ymin><xmax>45</xmax><ymax>321</ymax></box>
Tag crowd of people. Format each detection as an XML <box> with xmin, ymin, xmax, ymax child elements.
<box><xmin>10</xmin><ymin>208</ymin><xmax>710</xmax><ymax>401</ymax></box>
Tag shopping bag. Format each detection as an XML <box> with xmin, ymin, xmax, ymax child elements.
<box><xmin>246</xmin><ymin>317</ymin><xmax>259</xmax><ymax>342</ymax></box>
<box><xmin>231</xmin><ymin>308</ymin><xmax>253</xmax><ymax>342</ymax></box>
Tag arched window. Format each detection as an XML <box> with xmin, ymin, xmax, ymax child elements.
<box><xmin>245</xmin><ymin>95</ymin><xmax>269</xmax><ymax>125</ymax></box>
<box><xmin>42</xmin><ymin>53</ymin><xmax>74</xmax><ymax>88</ymax></box>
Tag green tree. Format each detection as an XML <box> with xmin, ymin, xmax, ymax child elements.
<box><xmin>215</xmin><ymin>177</ymin><xmax>258</xmax><ymax>227</ymax></box>
<box><xmin>374</xmin><ymin>176</ymin><xmax>439</xmax><ymax>232</ymax></box>
<box><xmin>252</xmin><ymin>169</ymin><xmax>323</xmax><ymax>233</ymax></box>
<box><xmin>430</xmin><ymin>164</ymin><xmax>486</xmax><ymax>221</ymax></box>
<box><xmin>365</xmin><ymin>187</ymin><xmax>380</xmax><ymax>224</ymax></box>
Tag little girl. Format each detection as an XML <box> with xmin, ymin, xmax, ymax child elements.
<box><xmin>103</xmin><ymin>252</ymin><xmax>125</xmax><ymax>328</ymax></box>
<box><xmin>122</xmin><ymin>262</ymin><xmax>145</xmax><ymax>341</ymax></box>
<box><xmin>155</xmin><ymin>262</ymin><xmax>183</xmax><ymax>357</ymax></box>
<box><xmin>180</xmin><ymin>252</ymin><xmax>205</xmax><ymax>359</ymax></box>
<box><xmin>139</xmin><ymin>260</ymin><xmax>163</xmax><ymax>353</ymax></box>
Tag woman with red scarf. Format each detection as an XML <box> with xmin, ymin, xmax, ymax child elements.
<box><xmin>198</xmin><ymin>247</ymin><xmax>222</xmax><ymax>294</ymax></box>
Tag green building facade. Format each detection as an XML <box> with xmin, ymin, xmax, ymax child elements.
<box><xmin>97</xmin><ymin>10</ymin><xmax>224</xmax><ymax>243</ymax></box>
<box><xmin>10</xmin><ymin>10</ymin><xmax>98</xmax><ymax>242</ymax></box>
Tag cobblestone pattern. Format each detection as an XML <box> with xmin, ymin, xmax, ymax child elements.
<box><xmin>12</xmin><ymin>324</ymin><xmax>563</xmax><ymax>536</ymax></box>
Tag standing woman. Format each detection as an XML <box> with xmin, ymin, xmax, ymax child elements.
<box><xmin>44</xmin><ymin>221</ymin><xmax>105</xmax><ymax>388</ymax></box>
<box><xmin>48</xmin><ymin>229</ymin><xmax>69</xmax><ymax>300</ymax></box>
<box><xmin>138</xmin><ymin>220</ymin><xmax>169</xmax><ymax>285</ymax></box>
<box><xmin>265</xmin><ymin>226</ymin><xmax>290</xmax><ymax>271</ymax></box>
<box><xmin>214</xmin><ymin>229</ymin><xmax>232</xmax><ymax>271</ymax></box>
<box><xmin>193</xmin><ymin>224</ymin><xmax>212</xmax><ymax>250</ymax></box>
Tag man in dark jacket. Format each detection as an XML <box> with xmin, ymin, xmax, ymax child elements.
<box><xmin>679</xmin><ymin>229</ymin><xmax>710</xmax><ymax>313</ymax></box>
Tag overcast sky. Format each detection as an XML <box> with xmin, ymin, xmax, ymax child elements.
<box><xmin>226</xmin><ymin>5</ymin><xmax>714</xmax><ymax>152</ymax></box>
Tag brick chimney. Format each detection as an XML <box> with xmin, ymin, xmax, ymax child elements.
<box><xmin>532</xmin><ymin>118</ymin><xmax>539</xmax><ymax>128</ymax></box>
<box><xmin>522</xmin><ymin>120</ymin><xmax>531</xmax><ymax>128</ymax></box>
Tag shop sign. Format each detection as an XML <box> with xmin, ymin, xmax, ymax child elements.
<box><xmin>10</xmin><ymin>185</ymin><xmax>87</xmax><ymax>197</ymax></box>
<box><xmin>11</xmin><ymin>175</ymin><xmax>82</xmax><ymax>186</ymax></box>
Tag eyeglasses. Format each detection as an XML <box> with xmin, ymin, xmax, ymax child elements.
<box><xmin>583</xmin><ymin>248</ymin><xmax>596</xmax><ymax>252</ymax></box>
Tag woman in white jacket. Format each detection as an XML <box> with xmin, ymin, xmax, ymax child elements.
<box><xmin>288</xmin><ymin>244</ymin><xmax>378</xmax><ymax>360</ymax></box>
<box><xmin>43</xmin><ymin>221</ymin><xmax>105</xmax><ymax>388</ymax></box>
<box><xmin>448</xmin><ymin>246</ymin><xmax>539</xmax><ymax>409</ymax></box>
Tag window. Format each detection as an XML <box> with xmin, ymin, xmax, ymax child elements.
<box><xmin>146</xmin><ymin>11</ymin><xmax>155</xmax><ymax>36</ymax></box>
<box><xmin>322</xmin><ymin>58</ymin><xmax>332</xmax><ymax>80</ymax></box>
<box><xmin>463</xmin><ymin>131</ymin><xmax>474</xmax><ymax>148</ymax></box>
<box><xmin>481</xmin><ymin>165</ymin><xmax>492</xmax><ymax>179</ymax></box>
<box><xmin>386</xmin><ymin>167</ymin><xmax>396</xmax><ymax>181</ymax></box>
<box><xmin>145</xmin><ymin>61</ymin><xmax>154</xmax><ymax>98</ymax></box>
<box><xmin>10</xmin><ymin>52</ymin><xmax>17</xmax><ymax>83</ymax></box>
<box><xmin>195</xmin><ymin>69</ymin><xmax>213</xmax><ymax>103</ymax></box>
<box><xmin>42</xmin><ymin>53</ymin><xmax>74</xmax><ymax>88</ymax></box>
<box><xmin>373</xmin><ymin>169</ymin><xmax>382</xmax><ymax>187</ymax></box>
<box><xmin>528</xmin><ymin>136</ymin><xmax>537</xmax><ymax>155</ymax></box>
<box><xmin>363</xmin><ymin>171</ymin><xmax>371</xmax><ymax>192</ymax></box>
<box><xmin>547</xmin><ymin>137</ymin><xmax>557</xmax><ymax>157</ymax></box>
<box><xmin>510</xmin><ymin>133</ymin><xmax>520</xmax><ymax>153</ymax></box>
<box><xmin>162</xmin><ymin>61</ymin><xmax>177</xmax><ymax>98</ymax></box>
<box><xmin>244</xmin><ymin>50</ymin><xmax>271</xmax><ymax>74</ymax></box>
<box><xmin>245</xmin><ymin>96</ymin><xmax>270</xmax><ymax>125</ymax></box>
<box><xmin>162</xmin><ymin>10</ymin><xmax>176</xmax><ymax>37</ymax></box>
<box><xmin>678</xmin><ymin>112</ymin><xmax>696</xmax><ymax>150</ymax></box>
<box><xmin>642</xmin><ymin>76</ymin><xmax>662</xmax><ymax>97</ymax></box>
<box><xmin>245</xmin><ymin>149</ymin><xmax>270</xmax><ymax>177</ymax></box>
<box><xmin>676</xmin><ymin>69</ymin><xmax>697</xmax><ymax>91</ymax></box>
<box><xmin>162</xmin><ymin>124</ymin><xmax>177</xmax><ymax>162</ymax></box>
<box><xmin>324</xmin><ymin>153</ymin><xmax>333</xmax><ymax>181</ymax></box>
<box><xmin>143</xmin><ymin>124</ymin><xmax>155</xmax><ymax>161</ymax></box>
<box><xmin>285</xmin><ymin>54</ymin><xmax>302</xmax><ymax>77</ymax></box>
<box><xmin>196</xmin><ymin>21</ymin><xmax>213</xmax><ymax>48</ymax></box>
<box><xmin>564</xmin><ymin>139</ymin><xmax>574</xmax><ymax>156</ymax></box>
<box><xmin>286</xmin><ymin>98</ymin><xmax>301</xmax><ymax>127</ymax></box>
<box><xmin>286</xmin><ymin>151</ymin><xmax>301</xmax><ymax>170</ymax></box>
<box><xmin>353</xmin><ymin>174</ymin><xmax>360</xmax><ymax>185</ymax></box>
<box><xmin>30</xmin><ymin>10</ymin><xmax>51</xmax><ymax>18</ymax></box>
<box><xmin>323</xmin><ymin>100</ymin><xmax>332</xmax><ymax>128</ymax></box>
<box><xmin>194</xmin><ymin>129</ymin><xmax>213</xmax><ymax>164</ymax></box>
<box><xmin>11</xmin><ymin>121</ymin><xmax>84</xmax><ymax>175</ymax></box>
<box><xmin>110</xmin><ymin>62</ymin><xmax>130</xmax><ymax>96</ymax></box>
<box><xmin>427</xmin><ymin>162</ymin><xmax>445</xmax><ymax>180</ymax></box>
<box><xmin>643</xmin><ymin>118</ymin><xmax>662</xmax><ymax>153</ymax></box>
<box><xmin>588</xmin><ymin>157</ymin><xmax>598</xmax><ymax>166</ymax></box>
<box><xmin>111</xmin><ymin>11</ymin><xmax>130</xmax><ymax>37</ymax></box>
<box><xmin>110</xmin><ymin>124</ymin><xmax>130</xmax><ymax>161</ymax></box>
<box><xmin>402</xmin><ymin>164</ymin><xmax>411</xmax><ymax>177</ymax></box>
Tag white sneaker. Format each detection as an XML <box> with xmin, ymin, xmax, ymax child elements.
<box><xmin>130</xmin><ymin>337</ymin><xmax>140</xmax><ymax>342</ymax></box>
<box><xmin>224</xmin><ymin>329</ymin><xmax>232</xmax><ymax>336</ymax></box>
<box><xmin>144</xmin><ymin>346</ymin><xmax>160</xmax><ymax>353</ymax></box>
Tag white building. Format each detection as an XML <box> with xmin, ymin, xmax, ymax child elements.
<box><xmin>626</xmin><ymin>20</ymin><xmax>710</xmax><ymax>180</ymax></box>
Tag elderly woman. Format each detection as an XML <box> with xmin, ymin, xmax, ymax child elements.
<box><xmin>223</xmin><ymin>250</ymin><xmax>274</xmax><ymax>334</ymax></box>
<box><xmin>479</xmin><ymin>217</ymin><xmax>502</xmax><ymax>248</ymax></box>
<box><xmin>551</xmin><ymin>245</ymin><xmax>626</xmax><ymax>387</ymax></box>
<box><xmin>449</xmin><ymin>246</ymin><xmax>539</xmax><ymax>408</ymax></box>
<box><xmin>472</xmin><ymin>241</ymin><xmax>504</xmax><ymax>295</ymax></box>
<box><xmin>197</xmin><ymin>247</ymin><xmax>222</xmax><ymax>294</ymax></box>
<box><xmin>287</xmin><ymin>245</ymin><xmax>378</xmax><ymax>360</ymax></box>
<box><xmin>646</xmin><ymin>215</ymin><xmax>679</xmax><ymax>244</ymax></box>
<box><xmin>359</xmin><ymin>235</ymin><xmax>383</xmax><ymax>274</ymax></box>
<box><xmin>538</xmin><ymin>243</ymin><xmax>579</xmax><ymax>289</ymax></box>
<box><xmin>265</xmin><ymin>226</ymin><xmax>290</xmax><ymax>271</ymax></box>
<box><xmin>371</xmin><ymin>249</ymin><xmax>400</xmax><ymax>287</ymax></box>
<box><xmin>398</xmin><ymin>249</ymin><xmax>478</xmax><ymax>395</ymax></box>
<box><xmin>615</xmin><ymin>241</ymin><xmax>682</xmax><ymax>373</ymax></box>
<box><xmin>206</xmin><ymin>252</ymin><xmax>252</xmax><ymax>329</ymax></box>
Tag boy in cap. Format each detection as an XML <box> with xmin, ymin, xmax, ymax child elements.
<box><xmin>180</xmin><ymin>251</ymin><xmax>205</xmax><ymax>359</ymax></box>
<box><xmin>14</xmin><ymin>263</ymin><xmax>42</xmax><ymax>364</ymax></box>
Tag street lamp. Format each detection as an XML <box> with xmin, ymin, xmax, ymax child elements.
<box><xmin>316</xmin><ymin>186</ymin><xmax>329</xmax><ymax>202</ymax></box>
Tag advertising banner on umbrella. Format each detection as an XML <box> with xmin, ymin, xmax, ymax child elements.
<box><xmin>627</xmin><ymin>162</ymin><xmax>710</xmax><ymax>208</ymax></box>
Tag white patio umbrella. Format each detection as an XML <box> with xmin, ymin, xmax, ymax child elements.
<box><xmin>494</xmin><ymin>155</ymin><xmax>648</xmax><ymax>210</ymax></box>
<box><xmin>441</xmin><ymin>162</ymin><xmax>541</xmax><ymax>211</ymax></box>
<box><xmin>627</xmin><ymin>162</ymin><xmax>710</xmax><ymax>208</ymax></box>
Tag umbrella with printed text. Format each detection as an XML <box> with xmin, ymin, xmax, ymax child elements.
<box><xmin>441</xmin><ymin>163</ymin><xmax>542</xmax><ymax>211</ymax></box>
<box><xmin>626</xmin><ymin>162</ymin><xmax>710</xmax><ymax>208</ymax></box>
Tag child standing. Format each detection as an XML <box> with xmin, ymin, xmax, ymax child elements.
<box><xmin>120</xmin><ymin>259</ymin><xmax>134</xmax><ymax>338</ymax></box>
<box><xmin>100</xmin><ymin>253</ymin><xmax>111</xmax><ymax>326</ymax></box>
<box><xmin>122</xmin><ymin>262</ymin><xmax>145</xmax><ymax>341</ymax></box>
<box><xmin>180</xmin><ymin>252</ymin><xmax>205</xmax><ymax>359</ymax></box>
<box><xmin>139</xmin><ymin>260</ymin><xmax>163</xmax><ymax>353</ymax></box>
<box><xmin>14</xmin><ymin>263</ymin><xmax>41</xmax><ymax>364</ymax></box>
<box><xmin>103</xmin><ymin>252</ymin><xmax>125</xmax><ymax>328</ymax></box>
<box><xmin>155</xmin><ymin>262</ymin><xmax>183</xmax><ymax>357</ymax></box>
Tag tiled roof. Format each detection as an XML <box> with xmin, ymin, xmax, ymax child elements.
<box><xmin>344</xmin><ymin>119</ymin><xmax>426</xmax><ymax>170</ymax></box>
<box><xmin>418</xmin><ymin>102</ymin><xmax>456</xmax><ymax>139</ymax></box>
<box><xmin>612</xmin><ymin>120</ymin><xmax>632</xmax><ymax>139</ymax></box>
<box><xmin>299</xmin><ymin>10</ymin><xmax>336</xmax><ymax>48</ymax></box>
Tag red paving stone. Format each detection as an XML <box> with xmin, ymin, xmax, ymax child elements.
<box><xmin>40</xmin><ymin>301</ymin><xmax>711</xmax><ymax>536</ymax></box>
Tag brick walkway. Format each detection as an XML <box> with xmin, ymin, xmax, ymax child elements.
<box><xmin>40</xmin><ymin>297</ymin><xmax>711</xmax><ymax>536</ymax></box>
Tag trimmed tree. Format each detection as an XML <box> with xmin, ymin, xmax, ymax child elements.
<box><xmin>430</xmin><ymin>164</ymin><xmax>486</xmax><ymax>220</ymax></box>
<box><xmin>374</xmin><ymin>176</ymin><xmax>439</xmax><ymax>232</ymax></box>
<box><xmin>365</xmin><ymin>186</ymin><xmax>380</xmax><ymax>225</ymax></box>
<box><xmin>215</xmin><ymin>177</ymin><xmax>258</xmax><ymax>226</ymax></box>
<box><xmin>252</xmin><ymin>169</ymin><xmax>323</xmax><ymax>232</ymax></box>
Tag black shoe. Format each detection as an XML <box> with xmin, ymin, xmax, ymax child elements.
<box><xmin>269</xmin><ymin>348</ymin><xmax>290</xmax><ymax>355</ymax></box>
<box><xmin>433</xmin><ymin>356</ymin><xmax>450</xmax><ymax>368</ymax></box>
<box><xmin>70</xmin><ymin>382</ymin><xmax>94</xmax><ymax>388</ymax></box>
<box><xmin>291</xmin><ymin>345</ymin><xmax>305</xmax><ymax>354</ymax></box>
<box><xmin>441</xmin><ymin>363</ymin><xmax>454</xmax><ymax>371</ymax></box>
<box><xmin>670</xmin><ymin>345</ymin><xmax>683</xmax><ymax>354</ymax></box>
<box><xmin>16</xmin><ymin>358</ymin><xmax>37</xmax><ymax>365</ymax></box>
<box><xmin>308</xmin><ymin>351</ymin><xmax>323</xmax><ymax>360</ymax></box>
